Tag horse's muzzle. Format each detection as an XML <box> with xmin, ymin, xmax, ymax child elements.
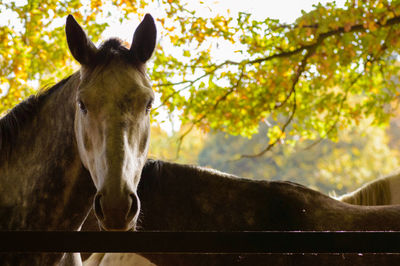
<box><xmin>93</xmin><ymin>191</ymin><xmax>139</xmax><ymax>231</ymax></box>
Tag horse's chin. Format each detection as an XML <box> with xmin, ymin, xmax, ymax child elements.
<box><xmin>98</xmin><ymin>220</ymin><xmax>136</xmax><ymax>232</ymax></box>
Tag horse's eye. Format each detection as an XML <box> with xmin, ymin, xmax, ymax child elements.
<box><xmin>78</xmin><ymin>100</ymin><xmax>87</xmax><ymax>114</ymax></box>
<box><xmin>146</xmin><ymin>100</ymin><xmax>152</xmax><ymax>114</ymax></box>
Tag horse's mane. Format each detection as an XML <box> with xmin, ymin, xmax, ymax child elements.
<box><xmin>139</xmin><ymin>159</ymin><xmax>240</xmax><ymax>192</ymax></box>
<box><xmin>141</xmin><ymin>159</ymin><xmax>162</xmax><ymax>180</ymax></box>
<box><xmin>140</xmin><ymin>159</ymin><xmax>239</xmax><ymax>182</ymax></box>
<box><xmin>0</xmin><ymin>76</ymin><xmax>71</xmax><ymax>161</ymax></box>
<box><xmin>336</xmin><ymin>176</ymin><xmax>392</xmax><ymax>205</ymax></box>
<box><xmin>139</xmin><ymin>159</ymin><xmax>324</xmax><ymax>199</ymax></box>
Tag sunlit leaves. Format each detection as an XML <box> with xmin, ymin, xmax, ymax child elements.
<box><xmin>150</xmin><ymin>0</ymin><xmax>400</xmax><ymax>154</ymax></box>
<box><xmin>3</xmin><ymin>0</ymin><xmax>400</xmax><ymax>155</ymax></box>
<box><xmin>0</xmin><ymin>0</ymin><xmax>142</xmax><ymax>114</ymax></box>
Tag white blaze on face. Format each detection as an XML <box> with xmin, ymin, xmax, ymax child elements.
<box><xmin>74</xmin><ymin>61</ymin><xmax>153</xmax><ymax>230</ymax></box>
<box><xmin>76</xmin><ymin>62</ymin><xmax>152</xmax><ymax>183</ymax></box>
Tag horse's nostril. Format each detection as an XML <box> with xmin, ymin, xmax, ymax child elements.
<box><xmin>94</xmin><ymin>194</ymin><xmax>104</xmax><ymax>220</ymax></box>
<box><xmin>126</xmin><ymin>194</ymin><xmax>139</xmax><ymax>221</ymax></box>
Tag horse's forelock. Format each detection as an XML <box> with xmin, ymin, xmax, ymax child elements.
<box><xmin>86</xmin><ymin>38</ymin><xmax>146</xmax><ymax>75</ymax></box>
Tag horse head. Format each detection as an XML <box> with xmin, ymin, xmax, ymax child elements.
<box><xmin>66</xmin><ymin>14</ymin><xmax>156</xmax><ymax>231</ymax></box>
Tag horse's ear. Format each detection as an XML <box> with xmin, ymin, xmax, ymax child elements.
<box><xmin>65</xmin><ymin>14</ymin><xmax>97</xmax><ymax>66</ymax></box>
<box><xmin>130</xmin><ymin>14</ymin><xmax>157</xmax><ymax>63</ymax></box>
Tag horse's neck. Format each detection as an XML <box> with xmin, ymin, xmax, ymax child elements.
<box><xmin>138</xmin><ymin>162</ymin><xmax>277</xmax><ymax>231</ymax></box>
<box><xmin>1</xmin><ymin>73</ymin><xmax>95</xmax><ymax>230</ymax></box>
<box><xmin>339</xmin><ymin>176</ymin><xmax>392</xmax><ymax>206</ymax></box>
<box><xmin>3</xmin><ymin>77</ymin><xmax>76</xmax><ymax>166</ymax></box>
<box><xmin>139</xmin><ymin>162</ymin><xmax>221</xmax><ymax>230</ymax></box>
<box><xmin>387</xmin><ymin>173</ymin><xmax>400</xmax><ymax>204</ymax></box>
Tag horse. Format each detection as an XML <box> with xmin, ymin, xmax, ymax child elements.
<box><xmin>82</xmin><ymin>159</ymin><xmax>400</xmax><ymax>266</ymax></box>
<box><xmin>0</xmin><ymin>14</ymin><xmax>156</xmax><ymax>265</ymax></box>
<box><xmin>334</xmin><ymin>172</ymin><xmax>400</xmax><ymax>205</ymax></box>
<box><xmin>84</xmin><ymin>253</ymin><xmax>155</xmax><ymax>266</ymax></box>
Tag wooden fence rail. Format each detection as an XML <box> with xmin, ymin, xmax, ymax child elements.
<box><xmin>1</xmin><ymin>231</ymin><xmax>400</xmax><ymax>253</ymax></box>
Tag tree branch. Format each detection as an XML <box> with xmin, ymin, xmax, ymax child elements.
<box><xmin>238</xmin><ymin>91</ymin><xmax>297</xmax><ymax>159</ymax></box>
<box><xmin>247</xmin><ymin>15</ymin><xmax>400</xmax><ymax>66</ymax></box>
<box><xmin>154</xmin><ymin>61</ymin><xmax>243</xmax><ymax>110</ymax></box>
<box><xmin>174</xmin><ymin>66</ymin><xmax>246</xmax><ymax>158</ymax></box>
<box><xmin>156</xmin><ymin>14</ymin><xmax>400</xmax><ymax>94</ymax></box>
<box><xmin>161</xmin><ymin>15</ymin><xmax>400</xmax><ymax>160</ymax></box>
<box><xmin>235</xmin><ymin>39</ymin><xmax>320</xmax><ymax>159</ymax></box>
<box><xmin>303</xmin><ymin>26</ymin><xmax>393</xmax><ymax>150</ymax></box>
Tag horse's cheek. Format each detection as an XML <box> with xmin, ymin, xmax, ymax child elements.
<box><xmin>74</xmin><ymin>118</ymin><xmax>91</xmax><ymax>170</ymax></box>
<box><xmin>139</xmin><ymin>120</ymin><xmax>150</xmax><ymax>156</ymax></box>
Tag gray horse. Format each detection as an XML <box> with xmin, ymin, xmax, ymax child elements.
<box><xmin>0</xmin><ymin>14</ymin><xmax>156</xmax><ymax>265</ymax></box>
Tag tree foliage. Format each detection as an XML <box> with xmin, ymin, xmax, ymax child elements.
<box><xmin>149</xmin><ymin>124</ymin><xmax>206</xmax><ymax>164</ymax></box>
<box><xmin>0</xmin><ymin>0</ymin><xmax>146</xmax><ymax>112</ymax></box>
<box><xmin>151</xmin><ymin>0</ymin><xmax>400</xmax><ymax>157</ymax></box>
<box><xmin>2</xmin><ymin>0</ymin><xmax>400</xmax><ymax>158</ymax></box>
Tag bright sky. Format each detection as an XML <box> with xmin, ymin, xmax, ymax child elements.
<box><xmin>103</xmin><ymin>0</ymin><xmax>346</xmax><ymax>41</ymax></box>
<box><xmin>101</xmin><ymin>0</ymin><xmax>348</xmax><ymax>133</ymax></box>
<box><xmin>222</xmin><ymin>0</ymin><xmax>345</xmax><ymax>22</ymax></box>
<box><xmin>0</xmin><ymin>0</ymin><xmax>347</xmax><ymax>52</ymax></box>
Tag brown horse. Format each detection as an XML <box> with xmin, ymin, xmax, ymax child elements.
<box><xmin>0</xmin><ymin>14</ymin><xmax>156</xmax><ymax>265</ymax></box>
<box><xmin>83</xmin><ymin>160</ymin><xmax>400</xmax><ymax>265</ymax></box>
